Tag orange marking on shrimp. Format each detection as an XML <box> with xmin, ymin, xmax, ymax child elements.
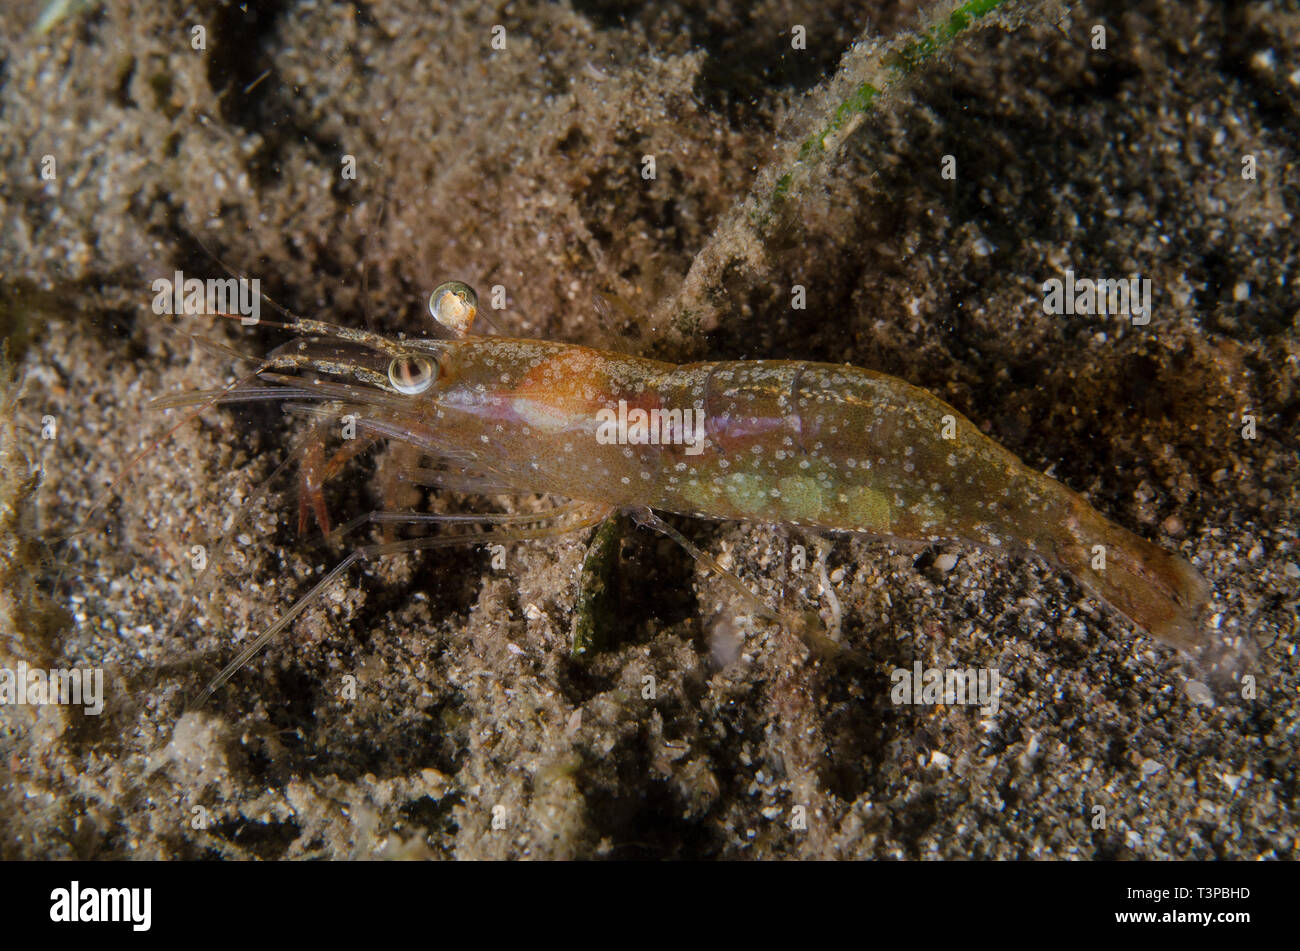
<box><xmin>509</xmin><ymin>346</ymin><xmax>615</xmax><ymax>431</ymax></box>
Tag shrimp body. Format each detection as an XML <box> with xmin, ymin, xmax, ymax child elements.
<box><xmin>324</xmin><ymin>334</ymin><xmax>1209</xmax><ymax>653</ymax></box>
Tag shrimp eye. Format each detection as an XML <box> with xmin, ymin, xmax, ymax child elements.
<box><xmin>387</xmin><ymin>355</ymin><xmax>436</xmax><ymax>394</ymax></box>
<box><xmin>428</xmin><ymin>281</ymin><xmax>479</xmax><ymax>335</ymax></box>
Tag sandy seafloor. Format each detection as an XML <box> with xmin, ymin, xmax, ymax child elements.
<box><xmin>0</xmin><ymin>0</ymin><xmax>1296</xmax><ymax>859</ymax></box>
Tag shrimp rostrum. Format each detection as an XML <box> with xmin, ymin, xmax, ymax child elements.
<box><xmin>163</xmin><ymin>283</ymin><xmax>1213</xmax><ymax>702</ymax></box>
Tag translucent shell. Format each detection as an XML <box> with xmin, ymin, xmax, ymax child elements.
<box><xmin>428</xmin><ymin>281</ymin><xmax>479</xmax><ymax>335</ymax></box>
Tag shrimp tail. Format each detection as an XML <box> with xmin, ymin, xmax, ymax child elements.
<box><xmin>1048</xmin><ymin>494</ymin><xmax>1212</xmax><ymax>654</ymax></box>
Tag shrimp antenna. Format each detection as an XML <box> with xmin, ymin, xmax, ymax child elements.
<box><xmin>182</xmin><ymin>226</ymin><xmax>308</xmax><ymax>327</ymax></box>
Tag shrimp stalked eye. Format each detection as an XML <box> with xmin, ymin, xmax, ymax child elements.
<box><xmin>387</xmin><ymin>354</ymin><xmax>437</xmax><ymax>394</ymax></box>
<box><xmin>428</xmin><ymin>280</ymin><xmax>479</xmax><ymax>335</ymax></box>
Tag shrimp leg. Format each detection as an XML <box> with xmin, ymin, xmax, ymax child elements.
<box><xmin>191</xmin><ymin>501</ymin><xmax>611</xmax><ymax>707</ymax></box>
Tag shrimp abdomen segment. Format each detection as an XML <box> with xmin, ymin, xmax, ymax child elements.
<box><xmin>650</xmin><ymin>360</ymin><xmax>1010</xmax><ymax>538</ymax></box>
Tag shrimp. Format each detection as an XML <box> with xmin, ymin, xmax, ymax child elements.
<box><xmin>159</xmin><ymin>281</ymin><xmax>1213</xmax><ymax>702</ymax></box>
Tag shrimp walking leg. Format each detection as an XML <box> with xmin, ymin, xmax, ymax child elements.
<box><xmin>192</xmin><ymin>501</ymin><xmax>611</xmax><ymax>705</ymax></box>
